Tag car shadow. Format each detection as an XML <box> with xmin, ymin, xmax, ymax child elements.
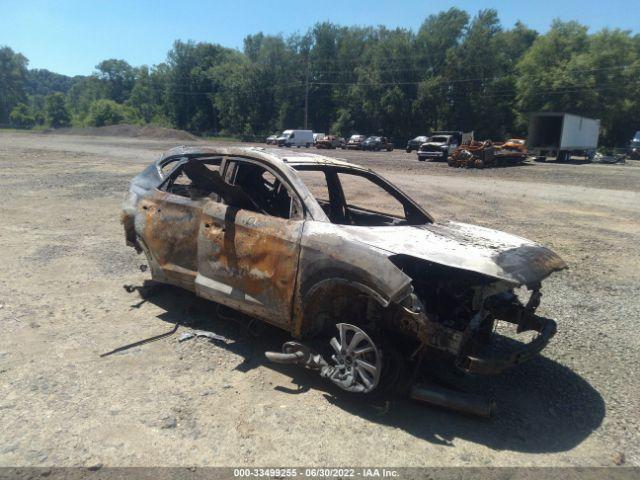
<box><xmin>127</xmin><ymin>280</ymin><xmax>605</xmax><ymax>455</ymax></box>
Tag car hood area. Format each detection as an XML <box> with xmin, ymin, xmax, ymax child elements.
<box><xmin>339</xmin><ymin>221</ymin><xmax>567</xmax><ymax>286</ymax></box>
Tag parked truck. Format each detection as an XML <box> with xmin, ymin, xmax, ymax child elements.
<box><xmin>528</xmin><ymin>113</ymin><xmax>600</xmax><ymax>162</ymax></box>
<box><xmin>276</xmin><ymin>129</ymin><xmax>314</xmax><ymax>148</ymax></box>
<box><xmin>417</xmin><ymin>131</ymin><xmax>473</xmax><ymax>161</ymax></box>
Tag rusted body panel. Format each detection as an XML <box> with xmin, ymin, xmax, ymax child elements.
<box><xmin>448</xmin><ymin>141</ymin><xmax>527</xmax><ymax>168</ymax></box>
<box><xmin>196</xmin><ymin>202</ymin><xmax>303</xmax><ymax>327</ymax></box>
<box><xmin>139</xmin><ymin>191</ymin><xmax>202</xmax><ymax>290</ymax></box>
<box><xmin>122</xmin><ymin>145</ymin><xmax>567</xmax><ymax>380</ymax></box>
<box><xmin>291</xmin><ymin>220</ymin><xmax>413</xmax><ymax>337</ymax></box>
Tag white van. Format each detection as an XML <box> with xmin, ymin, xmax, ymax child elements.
<box><xmin>276</xmin><ymin>129</ymin><xmax>314</xmax><ymax>148</ymax></box>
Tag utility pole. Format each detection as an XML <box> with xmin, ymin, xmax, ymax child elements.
<box><xmin>304</xmin><ymin>58</ymin><xmax>310</xmax><ymax>130</ymax></box>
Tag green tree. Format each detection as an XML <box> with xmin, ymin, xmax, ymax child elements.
<box><xmin>66</xmin><ymin>76</ymin><xmax>107</xmax><ymax>124</ymax></box>
<box><xmin>165</xmin><ymin>40</ymin><xmax>238</xmax><ymax>132</ymax></box>
<box><xmin>96</xmin><ymin>59</ymin><xmax>135</xmax><ymax>103</ymax></box>
<box><xmin>515</xmin><ymin>21</ymin><xmax>591</xmax><ymax>126</ymax></box>
<box><xmin>44</xmin><ymin>92</ymin><xmax>71</xmax><ymax>128</ymax></box>
<box><xmin>444</xmin><ymin>9</ymin><xmax>511</xmax><ymax>137</ymax></box>
<box><xmin>25</xmin><ymin>69</ymin><xmax>77</xmax><ymax>96</ymax></box>
<box><xmin>86</xmin><ymin>99</ymin><xmax>139</xmax><ymax>127</ymax></box>
<box><xmin>9</xmin><ymin>103</ymin><xmax>35</xmax><ymax>129</ymax></box>
<box><xmin>210</xmin><ymin>58</ymin><xmax>262</xmax><ymax>134</ymax></box>
<box><xmin>0</xmin><ymin>46</ymin><xmax>28</xmax><ymax>125</ymax></box>
<box><xmin>128</xmin><ymin>65</ymin><xmax>168</xmax><ymax>123</ymax></box>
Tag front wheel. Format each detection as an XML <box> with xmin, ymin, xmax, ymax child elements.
<box><xmin>325</xmin><ymin>323</ymin><xmax>382</xmax><ymax>393</ymax></box>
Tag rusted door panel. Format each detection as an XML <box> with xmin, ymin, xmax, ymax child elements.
<box><xmin>137</xmin><ymin>190</ymin><xmax>202</xmax><ymax>291</ymax></box>
<box><xmin>196</xmin><ymin>200</ymin><xmax>303</xmax><ymax>328</ymax></box>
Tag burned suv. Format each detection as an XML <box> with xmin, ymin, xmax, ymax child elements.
<box><xmin>122</xmin><ymin>146</ymin><xmax>565</xmax><ymax>402</ymax></box>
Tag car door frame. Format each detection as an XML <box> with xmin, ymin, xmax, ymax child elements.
<box><xmin>137</xmin><ymin>156</ymin><xmax>223</xmax><ymax>291</ymax></box>
<box><xmin>195</xmin><ymin>156</ymin><xmax>306</xmax><ymax>329</ymax></box>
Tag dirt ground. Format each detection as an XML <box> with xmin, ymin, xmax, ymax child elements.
<box><xmin>0</xmin><ymin>130</ymin><xmax>639</xmax><ymax>467</ymax></box>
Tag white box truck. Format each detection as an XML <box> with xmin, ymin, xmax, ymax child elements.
<box><xmin>528</xmin><ymin>112</ymin><xmax>600</xmax><ymax>162</ymax></box>
<box><xmin>276</xmin><ymin>129</ymin><xmax>314</xmax><ymax>148</ymax></box>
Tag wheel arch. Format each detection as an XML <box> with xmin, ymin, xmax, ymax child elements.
<box><xmin>291</xmin><ymin>257</ymin><xmax>408</xmax><ymax>338</ymax></box>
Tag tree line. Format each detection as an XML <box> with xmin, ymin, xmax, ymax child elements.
<box><xmin>1</xmin><ymin>8</ymin><xmax>639</xmax><ymax>146</ymax></box>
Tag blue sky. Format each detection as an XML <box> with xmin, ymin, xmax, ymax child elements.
<box><xmin>1</xmin><ymin>0</ymin><xmax>637</xmax><ymax>76</ymax></box>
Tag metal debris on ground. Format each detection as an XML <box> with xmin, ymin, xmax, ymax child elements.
<box><xmin>448</xmin><ymin>141</ymin><xmax>527</xmax><ymax>168</ymax></box>
<box><xmin>592</xmin><ymin>152</ymin><xmax>626</xmax><ymax>164</ymax></box>
<box><xmin>100</xmin><ymin>323</ymin><xmax>180</xmax><ymax>357</ymax></box>
<box><xmin>179</xmin><ymin>329</ymin><xmax>229</xmax><ymax>344</ymax></box>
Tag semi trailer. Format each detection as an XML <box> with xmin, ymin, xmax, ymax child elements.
<box><xmin>528</xmin><ymin>112</ymin><xmax>600</xmax><ymax>162</ymax></box>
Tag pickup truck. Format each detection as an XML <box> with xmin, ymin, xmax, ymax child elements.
<box><xmin>417</xmin><ymin>134</ymin><xmax>461</xmax><ymax>161</ymax></box>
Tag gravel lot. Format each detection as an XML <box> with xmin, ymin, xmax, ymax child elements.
<box><xmin>0</xmin><ymin>130</ymin><xmax>638</xmax><ymax>467</ymax></box>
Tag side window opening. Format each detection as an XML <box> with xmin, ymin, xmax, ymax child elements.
<box><xmin>160</xmin><ymin>158</ymin><xmax>181</xmax><ymax>176</ymax></box>
<box><xmin>225</xmin><ymin>161</ymin><xmax>296</xmax><ymax>219</ymax></box>
<box><xmin>294</xmin><ymin>169</ymin><xmax>331</xmax><ymax>216</ymax></box>
<box><xmin>162</xmin><ymin>158</ymin><xmax>223</xmax><ymax>200</ymax></box>
<box><xmin>337</xmin><ymin>172</ymin><xmax>407</xmax><ymax>223</ymax></box>
<box><xmin>294</xmin><ymin>166</ymin><xmax>431</xmax><ymax>227</ymax></box>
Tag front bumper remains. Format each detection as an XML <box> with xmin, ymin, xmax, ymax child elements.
<box><xmin>457</xmin><ymin>314</ymin><xmax>557</xmax><ymax>375</ymax></box>
<box><xmin>418</xmin><ymin>150</ymin><xmax>446</xmax><ymax>160</ymax></box>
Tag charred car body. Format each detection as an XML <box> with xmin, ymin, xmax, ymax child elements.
<box><xmin>315</xmin><ymin>135</ymin><xmax>345</xmax><ymax>149</ymax></box>
<box><xmin>122</xmin><ymin>146</ymin><xmax>566</xmax><ymax>403</ymax></box>
<box><xmin>496</xmin><ymin>138</ymin><xmax>528</xmax><ymax>153</ymax></box>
